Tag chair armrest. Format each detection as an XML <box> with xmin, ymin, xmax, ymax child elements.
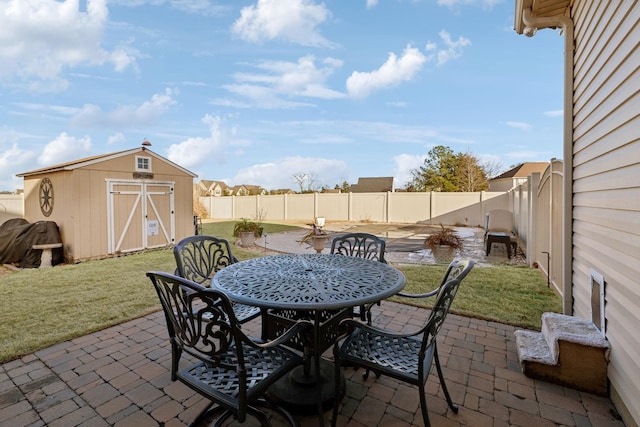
<box><xmin>244</xmin><ymin>319</ymin><xmax>313</xmax><ymax>349</ymax></box>
<box><xmin>338</xmin><ymin>317</ymin><xmax>425</xmax><ymax>341</ymax></box>
<box><xmin>396</xmin><ymin>288</ymin><xmax>439</xmax><ymax>299</ymax></box>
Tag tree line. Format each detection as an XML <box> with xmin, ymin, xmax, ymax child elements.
<box><xmin>291</xmin><ymin>145</ymin><xmax>505</xmax><ymax>193</ymax></box>
<box><xmin>406</xmin><ymin>145</ymin><xmax>503</xmax><ymax>192</ymax></box>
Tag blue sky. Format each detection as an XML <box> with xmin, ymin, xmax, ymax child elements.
<box><xmin>0</xmin><ymin>0</ymin><xmax>565</xmax><ymax>192</ymax></box>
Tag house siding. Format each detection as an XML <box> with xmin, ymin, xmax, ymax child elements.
<box><xmin>571</xmin><ymin>1</ymin><xmax>640</xmax><ymax>424</ymax></box>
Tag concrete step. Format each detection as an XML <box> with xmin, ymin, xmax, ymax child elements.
<box><xmin>515</xmin><ymin>312</ymin><xmax>610</xmax><ymax>395</ymax></box>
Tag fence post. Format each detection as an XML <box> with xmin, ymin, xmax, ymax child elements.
<box><xmin>429</xmin><ymin>191</ymin><xmax>434</xmax><ymax>224</ymax></box>
<box><xmin>284</xmin><ymin>194</ymin><xmax>288</xmax><ymax>220</ymax></box>
<box><xmin>231</xmin><ymin>195</ymin><xmax>236</xmax><ymax>220</ymax></box>
<box><xmin>385</xmin><ymin>192</ymin><xmax>390</xmax><ymax>223</ymax></box>
<box><xmin>528</xmin><ymin>173</ymin><xmax>540</xmax><ymax>268</ymax></box>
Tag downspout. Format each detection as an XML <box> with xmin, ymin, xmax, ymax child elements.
<box><xmin>522</xmin><ymin>8</ymin><xmax>574</xmax><ymax>315</ymax></box>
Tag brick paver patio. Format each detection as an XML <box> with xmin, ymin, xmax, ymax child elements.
<box><xmin>0</xmin><ymin>300</ymin><xmax>625</xmax><ymax>427</ymax></box>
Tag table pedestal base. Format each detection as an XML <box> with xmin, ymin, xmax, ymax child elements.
<box><xmin>267</xmin><ymin>359</ymin><xmax>344</xmax><ymax>415</ymax></box>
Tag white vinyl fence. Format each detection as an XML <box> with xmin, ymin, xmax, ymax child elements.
<box><xmin>0</xmin><ymin>194</ymin><xmax>24</xmax><ymax>224</ymax></box>
<box><xmin>4</xmin><ymin>164</ymin><xmax>563</xmax><ymax>294</ymax></box>
<box><xmin>510</xmin><ymin>159</ymin><xmax>564</xmax><ymax>296</ymax></box>
<box><xmin>200</xmin><ymin>191</ymin><xmax>511</xmax><ymax>227</ymax></box>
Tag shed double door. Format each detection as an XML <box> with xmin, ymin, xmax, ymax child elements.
<box><xmin>107</xmin><ymin>180</ymin><xmax>175</xmax><ymax>254</ymax></box>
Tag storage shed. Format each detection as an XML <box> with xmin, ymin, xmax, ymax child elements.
<box><xmin>17</xmin><ymin>145</ymin><xmax>197</xmax><ymax>262</ymax></box>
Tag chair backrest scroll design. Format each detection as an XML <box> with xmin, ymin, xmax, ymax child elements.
<box><xmin>174</xmin><ymin>235</ymin><xmax>237</xmax><ymax>285</ymax></box>
<box><xmin>147</xmin><ymin>272</ymin><xmax>242</xmax><ymax>370</ymax></box>
<box><xmin>330</xmin><ymin>232</ymin><xmax>386</xmax><ymax>263</ymax></box>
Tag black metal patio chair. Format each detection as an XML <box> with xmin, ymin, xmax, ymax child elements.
<box><xmin>173</xmin><ymin>235</ymin><xmax>262</xmax><ymax>325</ymax></box>
<box><xmin>331</xmin><ymin>259</ymin><xmax>475</xmax><ymax>427</ymax></box>
<box><xmin>330</xmin><ymin>232</ymin><xmax>387</xmax><ymax>324</ymax></box>
<box><xmin>147</xmin><ymin>271</ymin><xmax>311</xmax><ymax>426</ymax></box>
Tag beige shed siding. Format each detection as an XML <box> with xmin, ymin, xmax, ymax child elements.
<box><xmin>571</xmin><ymin>1</ymin><xmax>640</xmax><ymax>423</ymax></box>
<box><xmin>20</xmin><ymin>149</ymin><xmax>195</xmax><ymax>261</ymax></box>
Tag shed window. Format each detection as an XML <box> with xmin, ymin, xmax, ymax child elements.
<box><xmin>136</xmin><ymin>156</ymin><xmax>152</xmax><ymax>172</ymax></box>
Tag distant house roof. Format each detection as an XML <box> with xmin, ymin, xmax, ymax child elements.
<box><xmin>491</xmin><ymin>162</ymin><xmax>549</xmax><ymax>181</ymax></box>
<box><xmin>17</xmin><ymin>147</ymin><xmax>197</xmax><ymax>178</ymax></box>
<box><xmin>243</xmin><ymin>185</ymin><xmax>266</xmax><ymax>195</ymax></box>
<box><xmin>351</xmin><ymin>177</ymin><xmax>394</xmax><ymax>193</ymax></box>
<box><xmin>273</xmin><ymin>188</ymin><xmax>295</xmax><ymax>194</ymax></box>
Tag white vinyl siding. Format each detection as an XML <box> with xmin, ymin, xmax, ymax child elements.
<box><xmin>571</xmin><ymin>1</ymin><xmax>640</xmax><ymax>424</ymax></box>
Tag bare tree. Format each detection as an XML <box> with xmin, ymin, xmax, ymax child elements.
<box><xmin>291</xmin><ymin>172</ymin><xmax>321</xmax><ymax>193</ymax></box>
<box><xmin>482</xmin><ymin>160</ymin><xmax>507</xmax><ymax>180</ymax></box>
<box><xmin>457</xmin><ymin>152</ymin><xmax>488</xmax><ymax>192</ymax></box>
<box><xmin>292</xmin><ymin>172</ymin><xmax>307</xmax><ymax>193</ymax></box>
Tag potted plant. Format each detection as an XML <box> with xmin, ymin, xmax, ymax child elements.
<box><xmin>233</xmin><ymin>218</ymin><xmax>259</xmax><ymax>247</ymax></box>
<box><xmin>424</xmin><ymin>224</ymin><xmax>463</xmax><ymax>264</ymax></box>
<box><xmin>300</xmin><ymin>218</ymin><xmax>329</xmax><ymax>253</ymax></box>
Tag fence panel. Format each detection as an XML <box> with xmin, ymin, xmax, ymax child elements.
<box><xmin>258</xmin><ymin>195</ymin><xmax>286</xmax><ymax>220</ymax></box>
<box><xmin>317</xmin><ymin>193</ymin><xmax>350</xmax><ymax>220</ymax></box>
<box><xmin>350</xmin><ymin>193</ymin><xmax>387</xmax><ymax>222</ymax></box>
<box><xmin>284</xmin><ymin>193</ymin><xmax>315</xmax><ymax>220</ymax></box>
<box><xmin>0</xmin><ymin>195</ymin><xmax>23</xmax><ymax>216</ymax></box>
<box><xmin>388</xmin><ymin>192</ymin><xmax>431</xmax><ymax>223</ymax></box>
<box><xmin>0</xmin><ymin>194</ymin><xmax>24</xmax><ymax>224</ymax></box>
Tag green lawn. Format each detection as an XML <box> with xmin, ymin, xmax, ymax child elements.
<box><xmin>0</xmin><ymin>221</ymin><xmax>561</xmax><ymax>363</ymax></box>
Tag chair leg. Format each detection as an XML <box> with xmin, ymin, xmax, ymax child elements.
<box><xmin>331</xmin><ymin>346</ymin><xmax>342</xmax><ymax>427</ymax></box>
<box><xmin>433</xmin><ymin>345</ymin><xmax>458</xmax><ymax>413</ymax></box>
<box><xmin>314</xmin><ymin>353</ymin><xmax>325</xmax><ymax>427</ymax></box>
<box><xmin>170</xmin><ymin>342</ymin><xmax>181</xmax><ymax>381</ymax></box>
<box><xmin>418</xmin><ymin>382</ymin><xmax>431</xmax><ymax>427</ymax></box>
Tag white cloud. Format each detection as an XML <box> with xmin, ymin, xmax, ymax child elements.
<box><xmin>108</xmin><ymin>132</ymin><xmax>127</xmax><ymax>145</ymax></box>
<box><xmin>393</xmin><ymin>153</ymin><xmax>425</xmax><ymax>187</ymax></box>
<box><xmin>437</xmin><ymin>0</ymin><xmax>504</xmax><ymax>9</ymax></box>
<box><xmin>543</xmin><ymin>109</ymin><xmax>563</xmax><ymax>117</ymax></box>
<box><xmin>71</xmin><ymin>88</ymin><xmax>177</xmax><ymax>128</ymax></box>
<box><xmin>100</xmin><ymin>0</ymin><xmax>228</xmax><ymax>16</ymax></box>
<box><xmin>166</xmin><ymin>114</ymin><xmax>231</xmax><ymax>170</ymax></box>
<box><xmin>505</xmin><ymin>121</ymin><xmax>532</xmax><ymax>131</ymax></box>
<box><xmin>0</xmin><ymin>141</ymin><xmax>37</xmax><ymax>190</ymax></box>
<box><xmin>366</xmin><ymin>0</ymin><xmax>378</xmax><ymax>8</ymax></box>
<box><xmin>346</xmin><ymin>45</ymin><xmax>427</xmax><ymax>98</ymax></box>
<box><xmin>230</xmin><ymin>156</ymin><xmax>350</xmax><ymax>190</ymax></box>
<box><xmin>213</xmin><ymin>56</ymin><xmax>344</xmax><ymax>108</ymax></box>
<box><xmin>165</xmin><ymin>0</ymin><xmax>227</xmax><ymax>16</ymax></box>
<box><xmin>38</xmin><ymin>133</ymin><xmax>92</xmax><ymax>166</ymax></box>
<box><xmin>231</xmin><ymin>0</ymin><xmax>332</xmax><ymax>47</ymax></box>
<box><xmin>425</xmin><ymin>30</ymin><xmax>471</xmax><ymax>67</ymax></box>
<box><xmin>0</xmin><ymin>0</ymin><xmax>138</xmax><ymax>91</ymax></box>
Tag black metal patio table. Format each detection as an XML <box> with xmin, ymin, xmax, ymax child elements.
<box><xmin>212</xmin><ymin>253</ymin><xmax>406</xmax><ymax>415</ymax></box>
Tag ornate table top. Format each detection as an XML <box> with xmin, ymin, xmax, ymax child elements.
<box><xmin>212</xmin><ymin>253</ymin><xmax>405</xmax><ymax>310</ymax></box>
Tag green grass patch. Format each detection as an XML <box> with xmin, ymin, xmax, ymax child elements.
<box><xmin>396</xmin><ymin>264</ymin><xmax>561</xmax><ymax>329</ymax></box>
<box><xmin>0</xmin><ymin>221</ymin><xmax>560</xmax><ymax>363</ymax></box>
